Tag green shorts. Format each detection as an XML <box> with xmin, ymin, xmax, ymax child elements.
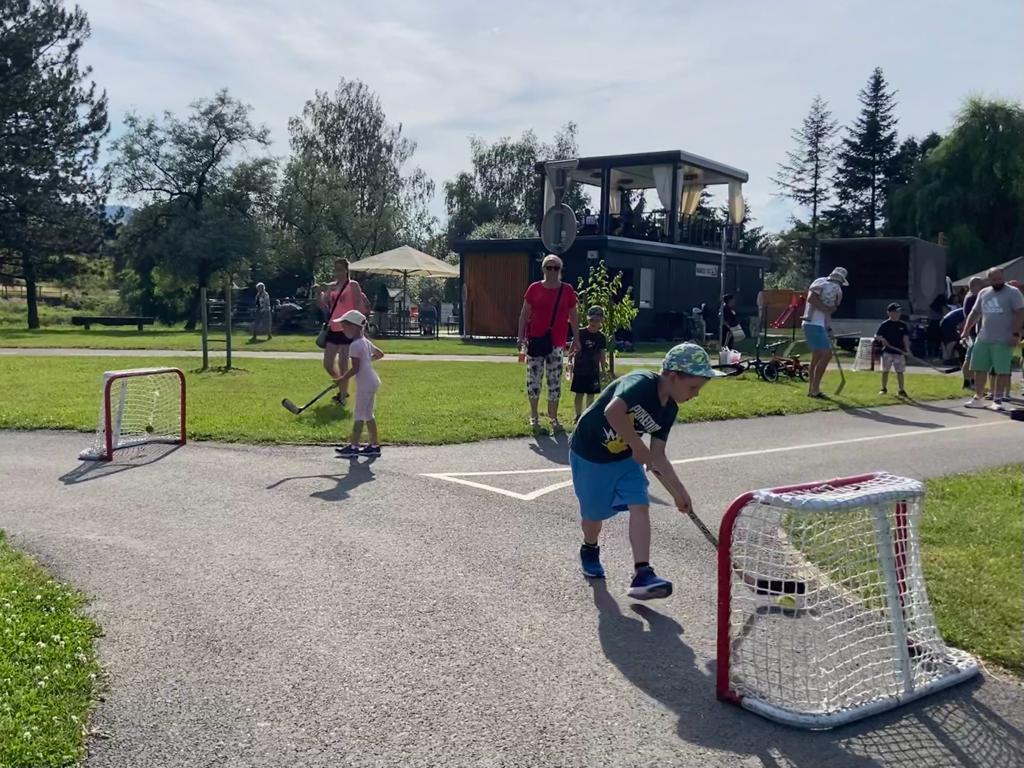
<box><xmin>970</xmin><ymin>341</ymin><xmax>1014</xmax><ymax>375</ymax></box>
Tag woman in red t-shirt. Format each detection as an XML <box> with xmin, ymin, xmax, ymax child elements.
<box><xmin>517</xmin><ymin>254</ymin><xmax>580</xmax><ymax>431</ymax></box>
<box><xmin>315</xmin><ymin>258</ymin><xmax>370</xmax><ymax>404</ymax></box>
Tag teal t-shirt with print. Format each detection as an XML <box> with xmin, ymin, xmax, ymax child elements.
<box><xmin>569</xmin><ymin>371</ymin><xmax>678</xmax><ymax>463</ymax></box>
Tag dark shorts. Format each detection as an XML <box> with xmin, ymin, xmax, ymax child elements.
<box><xmin>325</xmin><ymin>331</ymin><xmax>351</xmax><ymax>346</ymax></box>
<box><xmin>571</xmin><ymin>373</ymin><xmax>601</xmax><ymax>394</ymax></box>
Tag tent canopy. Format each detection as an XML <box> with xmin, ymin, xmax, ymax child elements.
<box><xmin>348</xmin><ymin>246</ymin><xmax>459</xmax><ymax>279</ymax></box>
<box><xmin>952</xmin><ymin>256</ymin><xmax>1024</xmax><ymax>288</ymax></box>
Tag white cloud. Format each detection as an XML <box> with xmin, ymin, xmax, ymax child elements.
<box><xmin>80</xmin><ymin>0</ymin><xmax>1024</xmax><ymax>229</ymax></box>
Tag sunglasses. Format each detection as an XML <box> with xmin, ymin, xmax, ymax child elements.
<box><xmin>544</xmin><ymin>265</ymin><xmax>561</xmax><ymax>271</ymax></box>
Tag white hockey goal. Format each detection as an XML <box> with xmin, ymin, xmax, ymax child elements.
<box><xmin>717</xmin><ymin>472</ymin><xmax>979</xmax><ymax>729</ymax></box>
<box><xmin>78</xmin><ymin>368</ymin><xmax>186</xmax><ymax>461</ymax></box>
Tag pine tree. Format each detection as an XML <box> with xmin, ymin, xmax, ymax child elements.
<box><xmin>773</xmin><ymin>95</ymin><xmax>838</xmax><ymax>269</ymax></box>
<box><xmin>0</xmin><ymin>0</ymin><xmax>110</xmax><ymax>328</ymax></box>
<box><xmin>830</xmin><ymin>67</ymin><xmax>899</xmax><ymax>236</ymax></box>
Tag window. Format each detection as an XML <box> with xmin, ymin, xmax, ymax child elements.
<box><xmin>639</xmin><ymin>267</ymin><xmax>654</xmax><ymax>309</ymax></box>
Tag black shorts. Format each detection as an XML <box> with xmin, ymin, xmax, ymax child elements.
<box><xmin>325</xmin><ymin>330</ymin><xmax>351</xmax><ymax>345</ymax></box>
<box><xmin>571</xmin><ymin>373</ymin><xmax>601</xmax><ymax>394</ymax></box>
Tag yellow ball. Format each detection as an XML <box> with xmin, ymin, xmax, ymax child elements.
<box><xmin>776</xmin><ymin>595</ymin><xmax>798</xmax><ymax>610</ymax></box>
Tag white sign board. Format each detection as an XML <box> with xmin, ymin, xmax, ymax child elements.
<box><xmin>696</xmin><ymin>263</ymin><xmax>719</xmax><ymax>279</ymax></box>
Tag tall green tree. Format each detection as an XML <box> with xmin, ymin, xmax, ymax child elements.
<box><xmin>884</xmin><ymin>132</ymin><xmax>941</xmax><ymax>234</ymax></box>
<box><xmin>887</xmin><ymin>98</ymin><xmax>1024</xmax><ymax>275</ymax></box>
<box><xmin>773</xmin><ymin>95</ymin><xmax>838</xmax><ymax>265</ymax></box>
<box><xmin>828</xmin><ymin>67</ymin><xmax>899</xmax><ymax>236</ymax></box>
<box><xmin>0</xmin><ymin>0</ymin><xmax>109</xmax><ymax>328</ymax></box>
<box><xmin>279</xmin><ymin>78</ymin><xmax>435</xmax><ymax>283</ymax></box>
<box><xmin>109</xmin><ymin>90</ymin><xmax>273</xmax><ymax>327</ymax></box>
<box><xmin>444</xmin><ymin>122</ymin><xmax>587</xmax><ymax>242</ymax></box>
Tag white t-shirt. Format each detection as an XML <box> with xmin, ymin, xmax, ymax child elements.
<box><xmin>349</xmin><ymin>336</ymin><xmax>381</xmax><ymax>392</ymax></box>
<box><xmin>804</xmin><ymin>277</ymin><xmax>843</xmax><ymax>327</ymax></box>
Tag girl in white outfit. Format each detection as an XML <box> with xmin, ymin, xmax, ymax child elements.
<box><xmin>333</xmin><ymin>310</ymin><xmax>384</xmax><ymax>457</ymax></box>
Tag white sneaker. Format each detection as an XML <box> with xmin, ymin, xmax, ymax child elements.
<box><xmin>964</xmin><ymin>397</ymin><xmax>986</xmax><ymax>409</ymax></box>
<box><xmin>990</xmin><ymin>400</ymin><xmax>1006</xmax><ymax>411</ymax></box>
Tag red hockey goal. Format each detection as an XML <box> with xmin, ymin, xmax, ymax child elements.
<box><xmin>717</xmin><ymin>472</ymin><xmax>979</xmax><ymax>729</ymax></box>
<box><xmin>78</xmin><ymin>368</ymin><xmax>186</xmax><ymax>461</ymax></box>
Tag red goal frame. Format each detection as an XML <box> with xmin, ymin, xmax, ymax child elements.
<box><xmin>95</xmin><ymin>367</ymin><xmax>187</xmax><ymax>461</ymax></box>
<box><xmin>716</xmin><ymin>472</ymin><xmax>893</xmax><ymax>704</ymax></box>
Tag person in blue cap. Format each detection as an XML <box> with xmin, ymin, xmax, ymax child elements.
<box><xmin>569</xmin><ymin>342</ymin><xmax>725</xmax><ymax>599</ymax></box>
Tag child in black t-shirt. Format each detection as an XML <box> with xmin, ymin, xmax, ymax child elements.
<box><xmin>571</xmin><ymin>306</ymin><xmax>608</xmax><ymax>422</ymax></box>
<box><xmin>875</xmin><ymin>303</ymin><xmax>911</xmax><ymax>397</ymax></box>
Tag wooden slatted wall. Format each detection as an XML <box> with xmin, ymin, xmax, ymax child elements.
<box><xmin>464</xmin><ymin>251</ymin><xmax>530</xmax><ymax>337</ymax></box>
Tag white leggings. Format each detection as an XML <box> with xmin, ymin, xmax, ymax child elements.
<box><xmin>526</xmin><ymin>348</ymin><xmax>564</xmax><ymax>402</ymax></box>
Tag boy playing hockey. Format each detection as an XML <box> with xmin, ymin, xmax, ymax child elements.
<box><xmin>569</xmin><ymin>343</ymin><xmax>724</xmax><ymax>599</ymax></box>
<box><xmin>570</xmin><ymin>306</ymin><xmax>608</xmax><ymax>423</ymax></box>
<box><xmin>874</xmin><ymin>302</ymin><xmax>911</xmax><ymax>397</ymax></box>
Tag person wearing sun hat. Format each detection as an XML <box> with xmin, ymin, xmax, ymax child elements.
<box><xmin>802</xmin><ymin>266</ymin><xmax>848</xmax><ymax>398</ymax></box>
<box><xmin>331</xmin><ymin>309</ymin><xmax>385</xmax><ymax>457</ymax></box>
<box><xmin>569</xmin><ymin>342</ymin><xmax>724</xmax><ymax>600</ymax></box>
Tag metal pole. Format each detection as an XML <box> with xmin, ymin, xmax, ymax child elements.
<box><xmin>225</xmin><ymin>279</ymin><xmax>233</xmax><ymax>370</ymax></box>
<box><xmin>668</xmin><ymin>164</ymin><xmax>680</xmax><ymax>243</ymax></box>
<box><xmin>200</xmin><ymin>287</ymin><xmax>209</xmax><ymax>371</ymax></box>
<box><xmin>719</xmin><ymin>225</ymin><xmax>727</xmax><ymax>350</ymax></box>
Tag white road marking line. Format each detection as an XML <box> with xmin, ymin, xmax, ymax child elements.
<box><xmin>422</xmin><ymin>419</ymin><xmax>1012</xmax><ymax>500</ymax></box>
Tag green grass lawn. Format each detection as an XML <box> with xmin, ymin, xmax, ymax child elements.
<box><xmin>0</xmin><ymin>321</ymin><xmax>836</xmax><ymax>364</ymax></box>
<box><xmin>0</xmin><ymin>324</ymin><xmax>521</xmax><ymax>356</ymax></box>
<box><xmin>0</xmin><ymin>354</ymin><xmax>965</xmax><ymax>445</ymax></box>
<box><xmin>922</xmin><ymin>466</ymin><xmax>1023</xmax><ymax>674</ymax></box>
<box><xmin>0</xmin><ymin>532</ymin><xmax>100</xmax><ymax>767</ymax></box>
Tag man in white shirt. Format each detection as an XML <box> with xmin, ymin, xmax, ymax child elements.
<box><xmin>802</xmin><ymin>267</ymin><xmax>848</xmax><ymax>398</ymax></box>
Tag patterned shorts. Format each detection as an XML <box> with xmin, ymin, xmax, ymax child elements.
<box><xmin>526</xmin><ymin>348</ymin><xmax>564</xmax><ymax>402</ymax></box>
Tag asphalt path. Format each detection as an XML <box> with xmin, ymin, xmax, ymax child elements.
<box><xmin>1</xmin><ymin>401</ymin><xmax>1022</xmax><ymax>767</ymax></box>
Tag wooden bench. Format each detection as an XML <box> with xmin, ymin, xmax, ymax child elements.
<box><xmin>71</xmin><ymin>315</ymin><xmax>156</xmax><ymax>332</ymax></box>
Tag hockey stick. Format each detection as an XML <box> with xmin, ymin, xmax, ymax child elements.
<box><xmin>830</xmin><ymin>337</ymin><xmax>846</xmax><ymax>395</ymax></box>
<box><xmin>281</xmin><ymin>383</ymin><xmax>337</xmax><ymax>415</ymax></box>
<box><xmin>878</xmin><ymin>338</ymin><xmax>960</xmax><ymax>374</ymax></box>
<box><xmin>649</xmin><ymin>467</ymin><xmax>805</xmax><ymax>596</ymax></box>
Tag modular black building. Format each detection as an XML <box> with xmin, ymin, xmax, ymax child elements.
<box><xmin>453</xmin><ymin>150</ymin><xmax>769</xmax><ymax>340</ymax></box>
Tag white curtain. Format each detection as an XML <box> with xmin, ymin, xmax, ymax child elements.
<box><xmin>728</xmin><ymin>181</ymin><xmax>745</xmax><ymax>224</ymax></box>
<box><xmin>652</xmin><ymin>165</ymin><xmax>683</xmax><ymax>213</ymax></box>
<box><xmin>543</xmin><ymin>177</ymin><xmax>555</xmax><ymax>214</ymax></box>
<box><xmin>608</xmin><ymin>170</ymin><xmax>630</xmax><ymax>216</ymax></box>
<box><xmin>681</xmin><ymin>186</ymin><xmax>701</xmax><ymax>216</ymax></box>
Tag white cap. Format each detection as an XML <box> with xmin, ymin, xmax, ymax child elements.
<box><xmin>334</xmin><ymin>309</ymin><xmax>366</xmax><ymax>326</ymax></box>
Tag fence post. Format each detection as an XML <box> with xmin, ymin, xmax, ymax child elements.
<box><xmin>224</xmin><ymin>279</ymin><xmax>233</xmax><ymax>371</ymax></box>
<box><xmin>200</xmin><ymin>287</ymin><xmax>209</xmax><ymax>371</ymax></box>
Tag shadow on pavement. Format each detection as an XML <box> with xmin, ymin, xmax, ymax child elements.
<box><xmin>591</xmin><ymin>580</ymin><xmax>1024</xmax><ymax>767</ymax></box>
<box><xmin>59</xmin><ymin>444</ymin><xmax>182</xmax><ymax>485</ymax></box>
<box><xmin>902</xmin><ymin>398</ymin><xmax>975</xmax><ymax>418</ymax></box>
<box><xmin>529</xmin><ymin>430</ymin><xmax>571</xmax><ymax>466</ymax></box>
<box><xmin>840</xmin><ymin>407</ymin><xmax>945</xmax><ymax>430</ymax></box>
<box><xmin>266</xmin><ymin>456</ymin><xmax>377</xmax><ymax>502</ymax></box>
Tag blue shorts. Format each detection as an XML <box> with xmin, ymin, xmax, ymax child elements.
<box><xmin>570</xmin><ymin>451</ymin><xmax>650</xmax><ymax>521</ymax></box>
<box><xmin>802</xmin><ymin>323</ymin><xmax>831</xmax><ymax>352</ymax></box>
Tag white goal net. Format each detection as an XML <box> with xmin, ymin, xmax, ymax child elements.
<box><xmin>78</xmin><ymin>368</ymin><xmax>186</xmax><ymax>461</ymax></box>
<box><xmin>718</xmin><ymin>472</ymin><xmax>979</xmax><ymax>729</ymax></box>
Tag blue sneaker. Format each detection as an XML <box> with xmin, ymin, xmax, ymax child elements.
<box><xmin>580</xmin><ymin>545</ymin><xmax>605</xmax><ymax>579</ymax></box>
<box><xmin>335</xmin><ymin>444</ymin><xmax>360</xmax><ymax>458</ymax></box>
<box><xmin>627</xmin><ymin>566</ymin><xmax>673</xmax><ymax>600</ymax></box>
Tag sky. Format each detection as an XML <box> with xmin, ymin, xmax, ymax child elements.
<box><xmin>79</xmin><ymin>0</ymin><xmax>1024</xmax><ymax>232</ymax></box>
